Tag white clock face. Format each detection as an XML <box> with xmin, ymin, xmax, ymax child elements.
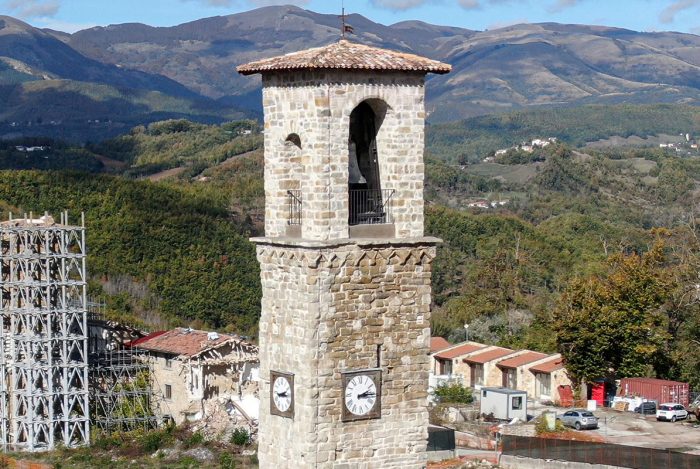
<box><xmin>344</xmin><ymin>374</ymin><xmax>377</xmax><ymax>416</ymax></box>
<box><xmin>273</xmin><ymin>376</ymin><xmax>292</xmax><ymax>412</ymax></box>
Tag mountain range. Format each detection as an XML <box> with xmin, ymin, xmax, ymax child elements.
<box><xmin>2</xmin><ymin>5</ymin><xmax>700</xmax><ymax>140</ymax></box>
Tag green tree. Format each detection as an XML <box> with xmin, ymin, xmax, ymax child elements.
<box><xmin>657</xmin><ymin>159</ymin><xmax>693</xmax><ymax>203</ymax></box>
<box><xmin>554</xmin><ymin>243</ymin><xmax>672</xmax><ymax>385</ymax></box>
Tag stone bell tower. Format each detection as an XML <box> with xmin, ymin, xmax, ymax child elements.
<box><xmin>238</xmin><ymin>39</ymin><xmax>450</xmax><ymax>469</ymax></box>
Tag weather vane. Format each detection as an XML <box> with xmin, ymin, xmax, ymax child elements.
<box><xmin>339</xmin><ymin>1</ymin><xmax>354</xmax><ymax>39</ymax></box>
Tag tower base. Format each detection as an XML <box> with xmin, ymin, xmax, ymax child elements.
<box><xmin>255</xmin><ymin>237</ymin><xmax>439</xmax><ymax>469</ymax></box>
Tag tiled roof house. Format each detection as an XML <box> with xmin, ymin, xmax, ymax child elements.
<box><xmin>136</xmin><ymin>328</ymin><xmax>258</xmax><ymax>424</ymax></box>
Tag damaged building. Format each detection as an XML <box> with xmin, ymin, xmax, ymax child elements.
<box><xmin>132</xmin><ymin>328</ymin><xmax>259</xmax><ymax>425</ymax></box>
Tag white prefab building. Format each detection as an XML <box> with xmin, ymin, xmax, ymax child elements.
<box><xmin>480</xmin><ymin>387</ymin><xmax>527</xmax><ymax>421</ymax></box>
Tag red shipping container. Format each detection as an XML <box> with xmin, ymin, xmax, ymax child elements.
<box><xmin>619</xmin><ymin>377</ymin><xmax>689</xmax><ymax>407</ymax></box>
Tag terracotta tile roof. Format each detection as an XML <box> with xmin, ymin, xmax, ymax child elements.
<box><xmin>434</xmin><ymin>342</ymin><xmax>487</xmax><ymax>360</ymax></box>
<box><xmin>430</xmin><ymin>337</ymin><xmax>452</xmax><ymax>353</ymax></box>
<box><xmin>530</xmin><ymin>356</ymin><xmax>565</xmax><ymax>374</ymax></box>
<box><xmin>498</xmin><ymin>351</ymin><xmax>549</xmax><ymax>369</ymax></box>
<box><xmin>127</xmin><ymin>330</ymin><xmax>166</xmax><ymax>348</ymax></box>
<box><xmin>135</xmin><ymin>328</ymin><xmax>238</xmax><ymax>357</ymax></box>
<box><xmin>463</xmin><ymin>347</ymin><xmax>514</xmax><ymax>364</ymax></box>
<box><xmin>237</xmin><ymin>39</ymin><xmax>451</xmax><ymax>76</ymax></box>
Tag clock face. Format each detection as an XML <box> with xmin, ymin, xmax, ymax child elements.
<box><xmin>345</xmin><ymin>375</ymin><xmax>377</xmax><ymax>416</ymax></box>
<box><xmin>342</xmin><ymin>369</ymin><xmax>382</xmax><ymax>422</ymax></box>
<box><xmin>270</xmin><ymin>371</ymin><xmax>294</xmax><ymax>418</ymax></box>
<box><xmin>273</xmin><ymin>376</ymin><xmax>292</xmax><ymax>412</ymax></box>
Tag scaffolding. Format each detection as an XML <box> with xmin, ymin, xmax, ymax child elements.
<box><xmin>0</xmin><ymin>212</ymin><xmax>90</xmax><ymax>451</ymax></box>
<box><xmin>89</xmin><ymin>348</ymin><xmax>160</xmax><ymax>433</ymax></box>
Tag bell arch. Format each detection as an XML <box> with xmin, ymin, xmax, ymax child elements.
<box><xmin>348</xmin><ymin>99</ymin><xmax>389</xmax><ymax>225</ymax></box>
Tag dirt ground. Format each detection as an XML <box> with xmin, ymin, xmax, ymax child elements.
<box><xmin>146</xmin><ymin>166</ymin><xmax>186</xmax><ymax>181</ymax></box>
<box><xmin>590</xmin><ymin>408</ymin><xmax>700</xmax><ymax>454</ymax></box>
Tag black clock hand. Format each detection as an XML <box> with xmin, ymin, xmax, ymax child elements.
<box><xmin>276</xmin><ymin>391</ymin><xmax>288</xmax><ymax>397</ymax></box>
<box><xmin>358</xmin><ymin>391</ymin><xmax>376</xmax><ymax>398</ymax></box>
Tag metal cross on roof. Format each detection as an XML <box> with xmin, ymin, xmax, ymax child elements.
<box><xmin>339</xmin><ymin>5</ymin><xmax>354</xmax><ymax>39</ymax></box>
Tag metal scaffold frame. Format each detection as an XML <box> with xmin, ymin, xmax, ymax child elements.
<box><xmin>89</xmin><ymin>347</ymin><xmax>160</xmax><ymax>434</ymax></box>
<box><xmin>0</xmin><ymin>212</ymin><xmax>90</xmax><ymax>451</ymax></box>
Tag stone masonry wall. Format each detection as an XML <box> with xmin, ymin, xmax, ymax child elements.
<box><xmin>256</xmin><ymin>240</ymin><xmax>436</xmax><ymax>469</ymax></box>
<box><xmin>519</xmin><ymin>355</ymin><xmax>572</xmax><ymax>402</ymax></box>
<box><xmin>150</xmin><ymin>354</ymin><xmax>201</xmax><ymax>425</ymax></box>
<box><xmin>484</xmin><ymin>352</ymin><xmax>522</xmax><ymax>388</ymax></box>
<box><xmin>256</xmin><ymin>244</ymin><xmax>320</xmax><ymax>468</ymax></box>
<box><xmin>261</xmin><ymin>71</ymin><xmax>426</xmax><ymax>241</ymax></box>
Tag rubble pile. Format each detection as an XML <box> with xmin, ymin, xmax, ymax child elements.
<box><xmin>457</xmin><ymin>460</ymin><xmax>499</xmax><ymax>469</ymax></box>
<box><xmin>189</xmin><ymin>396</ymin><xmax>258</xmax><ymax>442</ymax></box>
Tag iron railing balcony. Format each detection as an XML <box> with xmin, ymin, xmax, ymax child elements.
<box><xmin>349</xmin><ymin>189</ymin><xmax>394</xmax><ymax>226</ymax></box>
<box><xmin>286</xmin><ymin>188</ymin><xmax>395</xmax><ymax>228</ymax></box>
<box><xmin>287</xmin><ymin>190</ymin><xmax>302</xmax><ymax>226</ymax></box>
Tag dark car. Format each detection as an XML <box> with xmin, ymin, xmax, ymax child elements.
<box><xmin>634</xmin><ymin>401</ymin><xmax>657</xmax><ymax>415</ymax></box>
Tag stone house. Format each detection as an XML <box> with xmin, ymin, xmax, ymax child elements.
<box><xmin>428</xmin><ymin>338</ymin><xmax>573</xmax><ymax>404</ymax></box>
<box><xmin>463</xmin><ymin>346</ymin><xmax>518</xmax><ymax>388</ymax></box>
<box><xmin>496</xmin><ymin>351</ymin><xmax>548</xmax><ymax>389</ymax></box>
<box><xmin>133</xmin><ymin>328</ymin><xmax>259</xmax><ymax>424</ymax></box>
<box><xmin>525</xmin><ymin>354</ymin><xmax>571</xmax><ymax>403</ymax></box>
<box><xmin>431</xmin><ymin>341</ymin><xmax>488</xmax><ymax>379</ymax></box>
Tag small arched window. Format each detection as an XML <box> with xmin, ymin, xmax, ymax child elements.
<box><xmin>285</xmin><ymin>133</ymin><xmax>301</xmax><ymax>149</ymax></box>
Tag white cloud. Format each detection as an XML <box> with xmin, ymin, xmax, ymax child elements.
<box><xmin>458</xmin><ymin>0</ymin><xmax>481</xmax><ymax>9</ymax></box>
<box><xmin>548</xmin><ymin>0</ymin><xmax>579</xmax><ymax>13</ymax></box>
<box><xmin>370</xmin><ymin>0</ymin><xmax>429</xmax><ymax>11</ymax></box>
<box><xmin>456</xmin><ymin>0</ymin><xmax>586</xmax><ymax>13</ymax></box>
<box><xmin>659</xmin><ymin>0</ymin><xmax>700</xmax><ymax>24</ymax></box>
<box><xmin>456</xmin><ymin>0</ymin><xmax>532</xmax><ymax>11</ymax></box>
<box><xmin>4</xmin><ymin>0</ymin><xmax>60</xmax><ymax>19</ymax></box>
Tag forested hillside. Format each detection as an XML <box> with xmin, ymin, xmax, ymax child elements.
<box><xmin>425</xmin><ymin>144</ymin><xmax>700</xmax><ymax>387</ymax></box>
<box><xmin>1</xmin><ymin>106</ymin><xmax>699</xmax><ymax>386</ymax></box>
<box><xmin>426</xmin><ymin>104</ymin><xmax>700</xmax><ymax>163</ymax></box>
<box><xmin>0</xmin><ymin>171</ymin><xmax>261</xmax><ymax>333</ymax></box>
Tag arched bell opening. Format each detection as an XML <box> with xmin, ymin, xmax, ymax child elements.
<box><xmin>348</xmin><ymin>99</ymin><xmax>391</xmax><ymax>226</ymax></box>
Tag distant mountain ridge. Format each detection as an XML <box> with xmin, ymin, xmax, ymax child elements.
<box><xmin>3</xmin><ymin>5</ymin><xmax>700</xmax><ymax>141</ymax></box>
<box><xmin>0</xmin><ymin>16</ymin><xmax>197</xmax><ymax>97</ymax></box>
<box><xmin>0</xmin><ymin>16</ymin><xmax>248</xmax><ymax>142</ymax></box>
<box><xmin>59</xmin><ymin>6</ymin><xmax>700</xmax><ymax>121</ymax></box>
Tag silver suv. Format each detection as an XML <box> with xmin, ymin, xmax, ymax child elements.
<box><xmin>558</xmin><ymin>409</ymin><xmax>599</xmax><ymax>430</ymax></box>
<box><xmin>656</xmin><ymin>403</ymin><xmax>688</xmax><ymax>422</ymax></box>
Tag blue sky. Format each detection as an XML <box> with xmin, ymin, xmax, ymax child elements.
<box><xmin>3</xmin><ymin>0</ymin><xmax>700</xmax><ymax>35</ymax></box>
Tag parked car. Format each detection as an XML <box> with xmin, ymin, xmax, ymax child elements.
<box><xmin>558</xmin><ymin>409</ymin><xmax>599</xmax><ymax>430</ymax></box>
<box><xmin>634</xmin><ymin>401</ymin><xmax>657</xmax><ymax>415</ymax></box>
<box><xmin>656</xmin><ymin>403</ymin><xmax>688</xmax><ymax>422</ymax></box>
